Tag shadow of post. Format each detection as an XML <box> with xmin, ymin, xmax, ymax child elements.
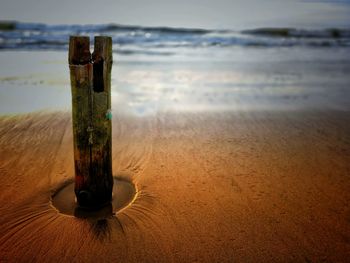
<box><xmin>74</xmin><ymin>204</ymin><xmax>114</xmax><ymax>240</ymax></box>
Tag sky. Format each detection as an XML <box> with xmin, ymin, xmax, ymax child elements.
<box><xmin>0</xmin><ymin>0</ymin><xmax>350</xmax><ymax>29</ymax></box>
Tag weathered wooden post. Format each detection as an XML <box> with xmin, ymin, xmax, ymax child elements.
<box><xmin>69</xmin><ymin>36</ymin><xmax>113</xmax><ymax>209</ymax></box>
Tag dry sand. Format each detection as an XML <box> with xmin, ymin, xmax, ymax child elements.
<box><xmin>0</xmin><ymin>110</ymin><xmax>350</xmax><ymax>262</ymax></box>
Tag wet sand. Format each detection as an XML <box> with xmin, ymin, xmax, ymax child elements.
<box><xmin>0</xmin><ymin>109</ymin><xmax>350</xmax><ymax>262</ymax></box>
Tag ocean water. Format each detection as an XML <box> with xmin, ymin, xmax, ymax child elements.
<box><xmin>1</xmin><ymin>22</ymin><xmax>350</xmax><ymax>52</ymax></box>
<box><xmin>0</xmin><ymin>22</ymin><xmax>349</xmax><ymax>114</ymax></box>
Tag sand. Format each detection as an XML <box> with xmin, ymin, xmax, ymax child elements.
<box><xmin>0</xmin><ymin>110</ymin><xmax>350</xmax><ymax>262</ymax></box>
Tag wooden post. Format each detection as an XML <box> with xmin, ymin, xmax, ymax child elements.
<box><xmin>69</xmin><ymin>36</ymin><xmax>113</xmax><ymax>209</ymax></box>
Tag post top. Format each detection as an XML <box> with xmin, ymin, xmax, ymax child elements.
<box><xmin>69</xmin><ymin>36</ymin><xmax>113</xmax><ymax>64</ymax></box>
<box><xmin>69</xmin><ymin>36</ymin><xmax>91</xmax><ymax>65</ymax></box>
<box><xmin>93</xmin><ymin>36</ymin><xmax>113</xmax><ymax>62</ymax></box>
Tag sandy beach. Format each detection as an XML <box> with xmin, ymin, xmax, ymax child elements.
<box><xmin>1</xmin><ymin>18</ymin><xmax>350</xmax><ymax>261</ymax></box>
<box><xmin>0</xmin><ymin>109</ymin><xmax>349</xmax><ymax>262</ymax></box>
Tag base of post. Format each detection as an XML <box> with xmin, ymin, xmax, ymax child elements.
<box><xmin>51</xmin><ymin>177</ymin><xmax>137</xmax><ymax>219</ymax></box>
<box><xmin>75</xmin><ymin>188</ymin><xmax>113</xmax><ymax>210</ymax></box>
